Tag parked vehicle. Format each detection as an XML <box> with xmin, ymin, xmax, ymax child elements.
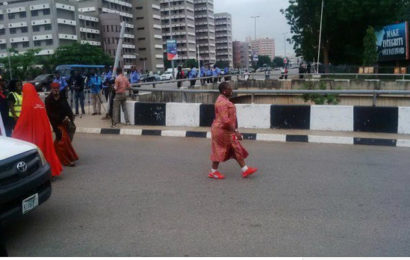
<box><xmin>160</xmin><ymin>71</ymin><xmax>173</xmax><ymax>81</ymax></box>
<box><xmin>0</xmin><ymin>137</ymin><xmax>52</xmax><ymax>224</ymax></box>
<box><xmin>142</xmin><ymin>74</ymin><xmax>161</xmax><ymax>82</ymax></box>
<box><xmin>29</xmin><ymin>74</ymin><xmax>54</xmax><ymax>92</ymax></box>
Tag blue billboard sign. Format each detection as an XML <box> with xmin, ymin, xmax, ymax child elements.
<box><xmin>376</xmin><ymin>22</ymin><xmax>409</xmax><ymax>62</ymax></box>
<box><xmin>166</xmin><ymin>40</ymin><xmax>177</xmax><ymax>61</ymax></box>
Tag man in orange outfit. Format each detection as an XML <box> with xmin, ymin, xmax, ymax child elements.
<box><xmin>209</xmin><ymin>81</ymin><xmax>258</xmax><ymax>179</ymax></box>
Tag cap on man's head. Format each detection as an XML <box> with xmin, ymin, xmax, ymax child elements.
<box><xmin>50</xmin><ymin>82</ymin><xmax>60</xmax><ymax>89</ymax></box>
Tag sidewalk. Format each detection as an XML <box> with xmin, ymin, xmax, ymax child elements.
<box><xmin>74</xmin><ymin>113</ymin><xmax>410</xmax><ymax>148</ymax></box>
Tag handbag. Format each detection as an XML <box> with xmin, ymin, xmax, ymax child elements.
<box><xmin>64</xmin><ymin>119</ymin><xmax>76</xmax><ymax>141</ymax></box>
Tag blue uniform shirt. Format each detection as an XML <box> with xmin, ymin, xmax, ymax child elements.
<box><xmin>102</xmin><ymin>71</ymin><xmax>112</xmax><ymax>89</ymax></box>
<box><xmin>53</xmin><ymin>77</ymin><xmax>68</xmax><ymax>92</ymax></box>
<box><xmin>88</xmin><ymin>75</ymin><xmax>102</xmax><ymax>94</ymax></box>
<box><xmin>200</xmin><ymin>67</ymin><xmax>206</xmax><ymax>77</ymax></box>
<box><xmin>189</xmin><ymin>68</ymin><xmax>197</xmax><ymax>79</ymax></box>
<box><xmin>130</xmin><ymin>71</ymin><xmax>140</xmax><ymax>84</ymax></box>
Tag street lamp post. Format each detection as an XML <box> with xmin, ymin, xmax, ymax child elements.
<box><xmin>250</xmin><ymin>16</ymin><xmax>260</xmax><ymax>41</ymax></box>
<box><xmin>168</xmin><ymin>0</ymin><xmax>175</xmax><ymax>79</ymax></box>
<box><xmin>317</xmin><ymin>0</ymin><xmax>324</xmax><ymax>74</ymax></box>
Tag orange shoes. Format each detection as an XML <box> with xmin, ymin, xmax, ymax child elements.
<box><xmin>242</xmin><ymin>167</ymin><xmax>258</xmax><ymax>178</ymax></box>
<box><xmin>208</xmin><ymin>171</ymin><xmax>225</xmax><ymax>179</ymax></box>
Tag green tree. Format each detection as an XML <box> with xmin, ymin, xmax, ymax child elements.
<box><xmin>0</xmin><ymin>48</ymin><xmax>44</xmax><ymax>81</ymax></box>
<box><xmin>272</xmin><ymin>56</ymin><xmax>285</xmax><ymax>68</ymax></box>
<box><xmin>256</xmin><ymin>55</ymin><xmax>272</xmax><ymax>68</ymax></box>
<box><xmin>52</xmin><ymin>42</ymin><xmax>113</xmax><ymax>66</ymax></box>
<box><xmin>281</xmin><ymin>0</ymin><xmax>407</xmax><ymax>65</ymax></box>
<box><xmin>184</xmin><ymin>59</ymin><xmax>198</xmax><ymax>68</ymax></box>
<box><xmin>362</xmin><ymin>26</ymin><xmax>378</xmax><ymax>66</ymax></box>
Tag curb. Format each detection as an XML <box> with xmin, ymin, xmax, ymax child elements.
<box><xmin>76</xmin><ymin>127</ymin><xmax>410</xmax><ymax>148</ymax></box>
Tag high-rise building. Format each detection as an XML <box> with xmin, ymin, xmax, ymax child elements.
<box><xmin>134</xmin><ymin>0</ymin><xmax>164</xmax><ymax>73</ymax></box>
<box><xmin>77</xmin><ymin>0</ymin><xmax>137</xmax><ymax>70</ymax></box>
<box><xmin>214</xmin><ymin>12</ymin><xmax>232</xmax><ymax>67</ymax></box>
<box><xmin>194</xmin><ymin>0</ymin><xmax>215</xmax><ymax>65</ymax></box>
<box><xmin>0</xmin><ymin>0</ymin><xmax>86</xmax><ymax>58</ymax></box>
<box><xmin>250</xmin><ymin>37</ymin><xmax>275</xmax><ymax>60</ymax></box>
<box><xmin>160</xmin><ymin>0</ymin><xmax>197</xmax><ymax>64</ymax></box>
<box><xmin>233</xmin><ymin>40</ymin><xmax>251</xmax><ymax>69</ymax></box>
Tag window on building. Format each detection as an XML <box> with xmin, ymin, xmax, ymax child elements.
<box><xmin>138</xmin><ymin>37</ymin><xmax>145</xmax><ymax>41</ymax></box>
<box><xmin>46</xmin><ymin>39</ymin><xmax>53</xmax><ymax>45</ymax></box>
<box><xmin>0</xmin><ymin>44</ymin><xmax>6</xmax><ymax>50</ymax></box>
<box><xmin>45</xmin><ymin>24</ymin><xmax>52</xmax><ymax>30</ymax></box>
<box><xmin>107</xmin><ymin>38</ymin><xmax>110</xmax><ymax>44</ymax></box>
<box><xmin>111</xmin><ymin>25</ymin><xmax>114</xmax><ymax>32</ymax></box>
<box><xmin>34</xmin><ymin>41</ymin><xmax>41</xmax><ymax>47</ymax></box>
<box><xmin>33</xmin><ymin>26</ymin><xmax>40</xmax><ymax>32</ymax></box>
<box><xmin>21</xmin><ymin>27</ymin><xmax>28</xmax><ymax>33</ymax></box>
<box><xmin>106</xmin><ymin>25</ymin><xmax>109</xmax><ymax>32</ymax></box>
<box><xmin>137</xmin><ymin>27</ymin><xmax>144</xmax><ymax>31</ymax></box>
<box><xmin>22</xmin><ymin>42</ymin><xmax>29</xmax><ymax>48</ymax></box>
<box><xmin>31</xmin><ymin>10</ymin><xmax>39</xmax><ymax>16</ymax></box>
<box><xmin>8</xmin><ymin>13</ymin><xmax>15</xmax><ymax>19</ymax></box>
<box><xmin>10</xmin><ymin>28</ymin><xmax>17</xmax><ymax>34</ymax></box>
<box><xmin>136</xmin><ymin>17</ymin><xmax>143</xmax><ymax>20</ymax></box>
<box><xmin>20</xmin><ymin>12</ymin><xmax>26</xmax><ymax>18</ymax></box>
<box><xmin>138</xmin><ymin>48</ymin><xmax>146</xmax><ymax>51</ymax></box>
<box><xmin>0</xmin><ymin>29</ymin><xmax>4</xmax><ymax>35</ymax></box>
<box><xmin>0</xmin><ymin>14</ymin><xmax>3</xmax><ymax>20</ymax></box>
<box><xmin>43</xmin><ymin>9</ymin><xmax>50</xmax><ymax>15</ymax></box>
<box><xmin>11</xmin><ymin>43</ymin><xmax>18</xmax><ymax>48</ymax></box>
<box><xmin>136</xmin><ymin>6</ymin><xmax>143</xmax><ymax>10</ymax></box>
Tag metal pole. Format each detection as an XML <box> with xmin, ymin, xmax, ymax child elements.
<box><xmin>7</xmin><ymin>49</ymin><xmax>12</xmax><ymax>79</ymax></box>
<box><xmin>113</xmin><ymin>22</ymin><xmax>126</xmax><ymax>75</ymax></box>
<box><xmin>197</xmin><ymin>44</ymin><xmax>200</xmax><ymax>70</ymax></box>
<box><xmin>317</xmin><ymin>0</ymin><xmax>324</xmax><ymax>74</ymax></box>
<box><xmin>169</xmin><ymin>0</ymin><xmax>175</xmax><ymax>79</ymax></box>
<box><xmin>250</xmin><ymin>16</ymin><xmax>260</xmax><ymax>41</ymax></box>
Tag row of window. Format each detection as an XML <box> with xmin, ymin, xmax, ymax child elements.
<box><xmin>0</xmin><ymin>39</ymin><xmax>53</xmax><ymax>49</ymax></box>
<box><xmin>0</xmin><ymin>24</ymin><xmax>53</xmax><ymax>35</ymax></box>
<box><xmin>0</xmin><ymin>9</ymin><xmax>51</xmax><ymax>20</ymax></box>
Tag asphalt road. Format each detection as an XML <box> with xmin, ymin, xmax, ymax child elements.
<box><xmin>5</xmin><ymin>134</ymin><xmax>410</xmax><ymax>256</ymax></box>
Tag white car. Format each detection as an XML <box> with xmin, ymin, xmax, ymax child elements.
<box><xmin>160</xmin><ymin>71</ymin><xmax>174</xmax><ymax>81</ymax></box>
<box><xmin>0</xmin><ymin>137</ymin><xmax>52</xmax><ymax>223</ymax></box>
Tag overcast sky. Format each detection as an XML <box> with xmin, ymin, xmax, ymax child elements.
<box><xmin>214</xmin><ymin>0</ymin><xmax>294</xmax><ymax>57</ymax></box>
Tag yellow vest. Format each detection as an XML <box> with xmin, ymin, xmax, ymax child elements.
<box><xmin>9</xmin><ymin>92</ymin><xmax>22</xmax><ymax>118</ymax></box>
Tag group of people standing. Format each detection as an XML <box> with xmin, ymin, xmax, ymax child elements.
<box><xmin>0</xmin><ymin>76</ymin><xmax>78</xmax><ymax>178</ymax></box>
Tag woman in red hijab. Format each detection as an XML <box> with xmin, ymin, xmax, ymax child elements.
<box><xmin>12</xmin><ymin>83</ymin><xmax>62</xmax><ymax>177</ymax></box>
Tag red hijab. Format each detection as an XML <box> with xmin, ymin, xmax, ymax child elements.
<box><xmin>13</xmin><ymin>83</ymin><xmax>62</xmax><ymax>176</ymax></box>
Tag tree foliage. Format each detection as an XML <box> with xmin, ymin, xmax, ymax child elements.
<box><xmin>362</xmin><ymin>26</ymin><xmax>378</xmax><ymax>66</ymax></box>
<box><xmin>0</xmin><ymin>48</ymin><xmax>43</xmax><ymax>81</ymax></box>
<box><xmin>52</xmin><ymin>42</ymin><xmax>113</xmax><ymax>66</ymax></box>
<box><xmin>272</xmin><ymin>56</ymin><xmax>285</xmax><ymax>68</ymax></box>
<box><xmin>281</xmin><ymin>0</ymin><xmax>409</xmax><ymax>65</ymax></box>
<box><xmin>256</xmin><ymin>55</ymin><xmax>272</xmax><ymax>68</ymax></box>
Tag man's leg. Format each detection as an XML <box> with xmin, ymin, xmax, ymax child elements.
<box><xmin>120</xmin><ymin>95</ymin><xmax>130</xmax><ymax>124</ymax></box>
<box><xmin>97</xmin><ymin>92</ymin><xmax>102</xmax><ymax>115</ymax></box>
<box><xmin>75</xmin><ymin>92</ymin><xmax>79</xmax><ymax>115</ymax></box>
<box><xmin>91</xmin><ymin>94</ymin><xmax>97</xmax><ymax>115</ymax></box>
<box><xmin>80</xmin><ymin>91</ymin><xmax>85</xmax><ymax>114</ymax></box>
<box><xmin>112</xmin><ymin>95</ymin><xmax>120</xmax><ymax>125</ymax></box>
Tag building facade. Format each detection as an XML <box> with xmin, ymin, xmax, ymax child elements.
<box><xmin>250</xmin><ymin>37</ymin><xmax>275</xmax><ymax>60</ymax></box>
<box><xmin>0</xmin><ymin>0</ymin><xmax>84</xmax><ymax>58</ymax></box>
<box><xmin>214</xmin><ymin>12</ymin><xmax>232</xmax><ymax>67</ymax></box>
<box><xmin>77</xmin><ymin>0</ymin><xmax>136</xmax><ymax>70</ymax></box>
<box><xmin>233</xmin><ymin>40</ymin><xmax>251</xmax><ymax>69</ymax></box>
<box><xmin>160</xmin><ymin>0</ymin><xmax>197</xmax><ymax>65</ymax></box>
<box><xmin>134</xmin><ymin>0</ymin><xmax>164</xmax><ymax>73</ymax></box>
<box><xmin>194</xmin><ymin>0</ymin><xmax>215</xmax><ymax>66</ymax></box>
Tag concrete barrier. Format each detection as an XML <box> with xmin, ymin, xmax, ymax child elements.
<box><xmin>398</xmin><ymin>107</ymin><xmax>410</xmax><ymax>134</ymax></box>
<box><xmin>271</xmin><ymin>105</ymin><xmax>311</xmax><ymax>129</ymax></box>
<box><xmin>236</xmin><ymin>104</ymin><xmax>271</xmax><ymax>129</ymax></box>
<box><xmin>166</xmin><ymin>103</ymin><xmax>200</xmax><ymax>127</ymax></box>
<box><xmin>310</xmin><ymin>105</ymin><xmax>353</xmax><ymax>131</ymax></box>
<box><xmin>354</xmin><ymin>107</ymin><xmax>398</xmax><ymax>133</ymax></box>
<box><xmin>121</xmin><ymin>101</ymin><xmax>137</xmax><ymax>125</ymax></box>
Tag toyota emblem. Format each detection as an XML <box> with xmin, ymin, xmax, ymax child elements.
<box><xmin>16</xmin><ymin>161</ymin><xmax>27</xmax><ymax>173</ymax></box>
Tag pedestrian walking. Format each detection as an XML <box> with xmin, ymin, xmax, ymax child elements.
<box><xmin>176</xmin><ymin>66</ymin><xmax>184</xmax><ymax>88</ymax></box>
<box><xmin>200</xmin><ymin>66</ymin><xmax>206</xmax><ymax>85</ymax></box>
<box><xmin>88</xmin><ymin>70</ymin><xmax>103</xmax><ymax>115</ymax></box>
<box><xmin>13</xmin><ymin>83</ymin><xmax>63</xmax><ymax>177</ymax></box>
<box><xmin>112</xmin><ymin>67</ymin><xmax>131</xmax><ymax>127</ymax></box>
<box><xmin>70</xmin><ymin>71</ymin><xmax>85</xmax><ymax>116</ymax></box>
<box><xmin>53</xmin><ymin>71</ymin><xmax>68</xmax><ymax>100</ymax></box>
<box><xmin>7</xmin><ymin>79</ymin><xmax>22</xmax><ymax>136</ymax></box>
<box><xmin>206</xmin><ymin>65</ymin><xmax>212</xmax><ymax>84</ymax></box>
<box><xmin>209</xmin><ymin>81</ymin><xmax>258</xmax><ymax>179</ymax></box>
<box><xmin>224</xmin><ymin>67</ymin><xmax>231</xmax><ymax>81</ymax></box>
<box><xmin>0</xmin><ymin>77</ymin><xmax>11</xmax><ymax>137</ymax></box>
<box><xmin>102</xmin><ymin>66</ymin><xmax>113</xmax><ymax>102</ymax></box>
<box><xmin>188</xmin><ymin>66</ymin><xmax>197</xmax><ymax>88</ymax></box>
<box><xmin>45</xmin><ymin>82</ymin><xmax>79</xmax><ymax>167</ymax></box>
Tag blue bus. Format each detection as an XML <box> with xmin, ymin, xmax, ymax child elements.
<box><xmin>55</xmin><ymin>64</ymin><xmax>106</xmax><ymax>80</ymax></box>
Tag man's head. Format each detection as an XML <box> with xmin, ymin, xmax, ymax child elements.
<box><xmin>116</xmin><ymin>67</ymin><xmax>123</xmax><ymax>75</ymax></box>
<box><xmin>218</xmin><ymin>81</ymin><xmax>232</xmax><ymax>98</ymax></box>
<box><xmin>50</xmin><ymin>82</ymin><xmax>60</xmax><ymax>97</ymax></box>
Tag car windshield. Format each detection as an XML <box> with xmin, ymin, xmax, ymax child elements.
<box><xmin>34</xmin><ymin>75</ymin><xmax>49</xmax><ymax>81</ymax></box>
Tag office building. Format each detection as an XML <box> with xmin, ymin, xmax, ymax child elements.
<box><xmin>214</xmin><ymin>12</ymin><xmax>232</xmax><ymax>67</ymax></box>
<box><xmin>194</xmin><ymin>0</ymin><xmax>215</xmax><ymax>65</ymax></box>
